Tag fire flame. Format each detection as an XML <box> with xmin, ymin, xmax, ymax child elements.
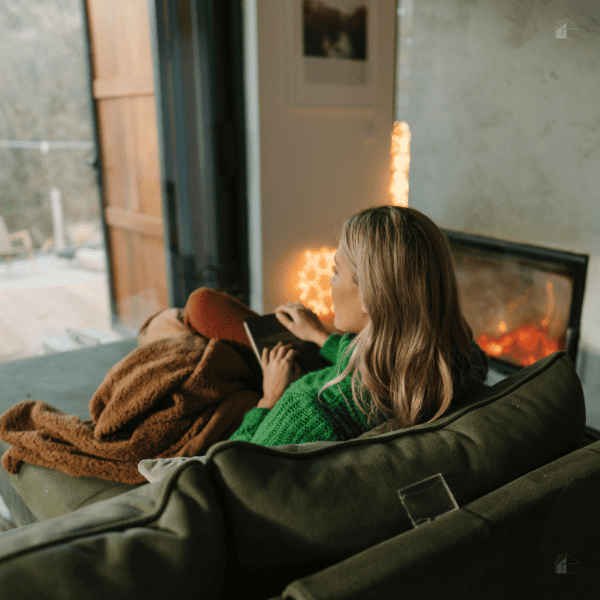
<box><xmin>476</xmin><ymin>279</ymin><xmax>561</xmax><ymax>367</ymax></box>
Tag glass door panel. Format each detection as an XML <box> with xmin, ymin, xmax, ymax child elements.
<box><xmin>0</xmin><ymin>0</ymin><xmax>133</xmax><ymax>363</ymax></box>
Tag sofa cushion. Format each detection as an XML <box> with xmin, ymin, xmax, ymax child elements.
<box><xmin>202</xmin><ymin>350</ymin><xmax>586</xmax><ymax>596</ymax></box>
<box><xmin>0</xmin><ymin>437</ymin><xmax>144</xmax><ymax>525</ymax></box>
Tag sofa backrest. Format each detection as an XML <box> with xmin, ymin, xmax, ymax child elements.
<box><xmin>204</xmin><ymin>350</ymin><xmax>586</xmax><ymax>595</ymax></box>
<box><xmin>275</xmin><ymin>440</ymin><xmax>600</xmax><ymax>600</ymax></box>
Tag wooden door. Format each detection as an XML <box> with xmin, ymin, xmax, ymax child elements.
<box><xmin>83</xmin><ymin>0</ymin><xmax>168</xmax><ymax>332</ymax></box>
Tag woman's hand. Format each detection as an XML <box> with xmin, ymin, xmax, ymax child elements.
<box><xmin>274</xmin><ymin>302</ymin><xmax>330</xmax><ymax>345</ymax></box>
<box><xmin>258</xmin><ymin>342</ymin><xmax>302</xmax><ymax>409</ymax></box>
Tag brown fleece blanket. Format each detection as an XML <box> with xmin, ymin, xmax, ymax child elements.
<box><xmin>0</xmin><ymin>308</ymin><xmax>263</xmax><ymax>484</ymax></box>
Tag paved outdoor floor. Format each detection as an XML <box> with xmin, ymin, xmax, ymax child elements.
<box><xmin>0</xmin><ymin>252</ymin><xmax>118</xmax><ymax>364</ymax></box>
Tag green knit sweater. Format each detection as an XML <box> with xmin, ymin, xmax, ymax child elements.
<box><xmin>228</xmin><ymin>333</ymin><xmax>372</xmax><ymax>447</ymax></box>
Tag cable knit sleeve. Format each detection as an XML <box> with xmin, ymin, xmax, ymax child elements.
<box><xmin>227</xmin><ymin>407</ymin><xmax>270</xmax><ymax>442</ymax></box>
<box><xmin>319</xmin><ymin>333</ymin><xmax>342</xmax><ymax>364</ymax></box>
<box><xmin>228</xmin><ymin>387</ymin><xmax>344</xmax><ymax>447</ymax></box>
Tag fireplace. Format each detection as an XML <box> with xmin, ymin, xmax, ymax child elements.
<box><xmin>442</xmin><ymin>229</ymin><xmax>589</xmax><ymax>377</ymax></box>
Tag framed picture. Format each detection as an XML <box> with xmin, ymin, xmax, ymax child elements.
<box><xmin>286</xmin><ymin>0</ymin><xmax>379</xmax><ymax>113</ymax></box>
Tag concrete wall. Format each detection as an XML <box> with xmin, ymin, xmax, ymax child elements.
<box><xmin>396</xmin><ymin>0</ymin><xmax>600</xmax><ymax>427</ymax></box>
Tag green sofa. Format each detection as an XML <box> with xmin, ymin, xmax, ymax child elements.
<box><xmin>0</xmin><ymin>344</ymin><xmax>599</xmax><ymax>599</ymax></box>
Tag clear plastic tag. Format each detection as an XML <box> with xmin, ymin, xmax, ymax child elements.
<box><xmin>397</xmin><ymin>473</ymin><xmax>459</xmax><ymax>527</ymax></box>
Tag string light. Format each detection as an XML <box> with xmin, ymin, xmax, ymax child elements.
<box><xmin>390</xmin><ymin>120</ymin><xmax>410</xmax><ymax>207</ymax></box>
<box><xmin>295</xmin><ymin>247</ymin><xmax>336</xmax><ymax>317</ymax></box>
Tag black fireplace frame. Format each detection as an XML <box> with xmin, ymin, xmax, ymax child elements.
<box><xmin>441</xmin><ymin>229</ymin><xmax>589</xmax><ymax>377</ymax></box>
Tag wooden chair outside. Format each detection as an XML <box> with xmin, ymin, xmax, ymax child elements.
<box><xmin>0</xmin><ymin>216</ymin><xmax>39</xmax><ymax>275</ymax></box>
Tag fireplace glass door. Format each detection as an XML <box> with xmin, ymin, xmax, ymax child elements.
<box><xmin>443</xmin><ymin>230</ymin><xmax>588</xmax><ymax>375</ymax></box>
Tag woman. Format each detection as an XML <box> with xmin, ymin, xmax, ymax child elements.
<box><xmin>185</xmin><ymin>204</ymin><xmax>488</xmax><ymax>447</ymax></box>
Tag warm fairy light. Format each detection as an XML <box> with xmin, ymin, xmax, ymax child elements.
<box><xmin>295</xmin><ymin>247</ymin><xmax>336</xmax><ymax>317</ymax></box>
<box><xmin>390</xmin><ymin>120</ymin><xmax>411</xmax><ymax>207</ymax></box>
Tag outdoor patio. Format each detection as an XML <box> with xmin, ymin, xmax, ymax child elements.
<box><xmin>0</xmin><ymin>250</ymin><xmax>128</xmax><ymax>364</ymax></box>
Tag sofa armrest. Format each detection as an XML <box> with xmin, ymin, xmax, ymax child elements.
<box><xmin>0</xmin><ymin>461</ymin><xmax>228</xmax><ymax>600</ymax></box>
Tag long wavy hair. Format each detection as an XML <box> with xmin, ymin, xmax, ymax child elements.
<box><xmin>317</xmin><ymin>205</ymin><xmax>477</xmax><ymax>431</ymax></box>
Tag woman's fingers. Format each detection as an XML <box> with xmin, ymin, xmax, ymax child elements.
<box><xmin>275</xmin><ymin>302</ymin><xmax>303</xmax><ymax>314</ymax></box>
<box><xmin>275</xmin><ymin>311</ymin><xmax>289</xmax><ymax>323</ymax></box>
<box><xmin>265</xmin><ymin>342</ymin><xmax>295</xmax><ymax>360</ymax></box>
<box><xmin>275</xmin><ymin>308</ymin><xmax>293</xmax><ymax>321</ymax></box>
<box><xmin>277</xmin><ymin>342</ymin><xmax>294</xmax><ymax>355</ymax></box>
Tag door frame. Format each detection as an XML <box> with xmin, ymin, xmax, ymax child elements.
<box><xmin>148</xmin><ymin>0</ymin><xmax>251</xmax><ymax>308</ymax></box>
<box><xmin>79</xmin><ymin>0</ymin><xmax>123</xmax><ymax>333</ymax></box>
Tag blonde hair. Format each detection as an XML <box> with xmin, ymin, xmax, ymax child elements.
<box><xmin>318</xmin><ymin>205</ymin><xmax>477</xmax><ymax>431</ymax></box>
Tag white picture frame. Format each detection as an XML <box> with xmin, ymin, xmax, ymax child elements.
<box><xmin>286</xmin><ymin>0</ymin><xmax>379</xmax><ymax>114</ymax></box>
